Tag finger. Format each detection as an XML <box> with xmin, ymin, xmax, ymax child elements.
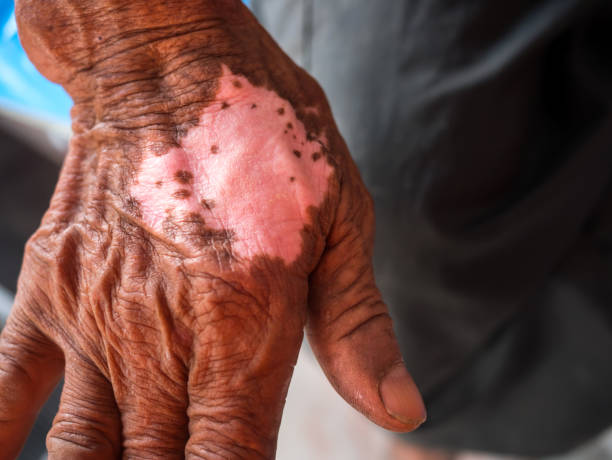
<box><xmin>185</xmin><ymin>296</ymin><xmax>302</xmax><ymax>460</ymax></box>
<box><xmin>115</xmin><ymin>361</ymin><xmax>189</xmax><ymax>459</ymax></box>
<box><xmin>307</xmin><ymin>166</ymin><xmax>426</xmax><ymax>432</ymax></box>
<box><xmin>47</xmin><ymin>356</ymin><xmax>121</xmax><ymax>459</ymax></box>
<box><xmin>0</xmin><ymin>299</ymin><xmax>63</xmax><ymax>460</ymax></box>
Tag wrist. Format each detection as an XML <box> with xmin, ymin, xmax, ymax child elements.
<box><xmin>68</xmin><ymin>35</ymin><xmax>245</xmax><ymax>138</ymax></box>
<box><xmin>16</xmin><ymin>0</ymin><xmax>250</xmax><ymax>115</ymax></box>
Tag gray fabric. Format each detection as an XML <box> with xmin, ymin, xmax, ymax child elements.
<box><xmin>254</xmin><ymin>0</ymin><xmax>612</xmax><ymax>454</ymax></box>
<box><xmin>412</xmin><ymin>251</ymin><xmax>612</xmax><ymax>455</ymax></box>
<box><xmin>0</xmin><ymin>285</ymin><xmax>11</xmax><ymax>330</ymax></box>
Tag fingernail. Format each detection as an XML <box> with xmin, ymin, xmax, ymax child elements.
<box><xmin>379</xmin><ymin>363</ymin><xmax>427</xmax><ymax>429</ymax></box>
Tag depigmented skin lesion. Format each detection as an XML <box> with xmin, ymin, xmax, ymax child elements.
<box><xmin>130</xmin><ymin>66</ymin><xmax>334</xmax><ymax>265</ymax></box>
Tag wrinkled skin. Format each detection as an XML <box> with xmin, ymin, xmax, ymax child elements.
<box><xmin>0</xmin><ymin>1</ymin><xmax>426</xmax><ymax>458</ymax></box>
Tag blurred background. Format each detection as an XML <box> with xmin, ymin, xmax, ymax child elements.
<box><xmin>1</xmin><ymin>0</ymin><xmax>612</xmax><ymax>459</ymax></box>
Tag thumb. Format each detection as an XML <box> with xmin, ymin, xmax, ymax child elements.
<box><xmin>307</xmin><ymin>165</ymin><xmax>426</xmax><ymax>432</ymax></box>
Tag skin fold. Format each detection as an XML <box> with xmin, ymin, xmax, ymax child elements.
<box><xmin>0</xmin><ymin>1</ymin><xmax>426</xmax><ymax>459</ymax></box>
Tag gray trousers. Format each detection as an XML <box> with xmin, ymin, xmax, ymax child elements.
<box><xmin>253</xmin><ymin>0</ymin><xmax>612</xmax><ymax>455</ymax></box>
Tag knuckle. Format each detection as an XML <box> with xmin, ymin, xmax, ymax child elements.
<box><xmin>327</xmin><ymin>296</ymin><xmax>390</xmax><ymax>340</ymax></box>
<box><xmin>46</xmin><ymin>429</ymin><xmax>117</xmax><ymax>457</ymax></box>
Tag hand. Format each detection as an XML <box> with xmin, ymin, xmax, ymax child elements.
<box><xmin>0</xmin><ymin>1</ymin><xmax>426</xmax><ymax>458</ymax></box>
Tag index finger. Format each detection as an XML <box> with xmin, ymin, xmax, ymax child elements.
<box><xmin>0</xmin><ymin>296</ymin><xmax>63</xmax><ymax>460</ymax></box>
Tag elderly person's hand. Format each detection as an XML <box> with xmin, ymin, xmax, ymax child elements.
<box><xmin>0</xmin><ymin>1</ymin><xmax>425</xmax><ymax>458</ymax></box>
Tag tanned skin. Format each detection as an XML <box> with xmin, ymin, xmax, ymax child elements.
<box><xmin>0</xmin><ymin>1</ymin><xmax>426</xmax><ymax>458</ymax></box>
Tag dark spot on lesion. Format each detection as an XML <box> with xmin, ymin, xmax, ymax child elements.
<box><xmin>155</xmin><ymin>181</ymin><xmax>163</xmax><ymax>188</ymax></box>
<box><xmin>175</xmin><ymin>124</ymin><xmax>190</xmax><ymax>138</ymax></box>
<box><xmin>307</xmin><ymin>132</ymin><xmax>316</xmax><ymax>141</ymax></box>
<box><xmin>160</xmin><ymin>209</ymin><xmax>236</xmax><ymax>265</ymax></box>
<box><xmin>174</xmin><ymin>170</ymin><xmax>193</xmax><ymax>184</ymax></box>
<box><xmin>277</xmin><ymin>107</ymin><xmax>285</xmax><ymax>115</ymax></box>
<box><xmin>289</xmin><ymin>176</ymin><xmax>296</xmax><ymax>182</ymax></box>
<box><xmin>124</xmin><ymin>196</ymin><xmax>142</xmax><ymax>218</ymax></box>
<box><xmin>173</xmin><ymin>189</ymin><xmax>192</xmax><ymax>199</ymax></box>
<box><xmin>286</xmin><ymin>122</ymin><xmax>293</xmax><ymax>130</ymax></box>
<box><xmin>200</xmin><ymin>199</ymin><xmax>216</xmax><ymax>211</ymax></box>
<box><xmin>284</xmin><ymin>130</ymin><xmax>288</xmax><ymax>134</ymax></box>
<box><xmin>221</xmin><ymin>101</ymin><xmax>230</xmax><ymax>109</ymax></box>
<box><xmin>293</xmin><ymin>150</ymin><xmax>302</xmax><ymax>158</ymax></box>
<box><xmin>233</xmin><ymin>80</ymin><xmax>242</xmax><ymax>88</ymax></box>
<box><xmin>187</xmin><ymin>212</ymin><xmax>205</xmax><ymax>225</ymax></box>
<box><xmin>251</xmin><ymin>103</ymin><xmax>257</xmax><ymax>109</ymax></box>
<box><xmin>292</xmin><ymin>135</ymin><xmax>297</xmax><ymax>140</ymax></box>
<box><xmin>163</xmin><ymin>215</ymin><xmax>179</xmax><ymax>238</ymax></box>
<box><xmin>183</xmin><ymin>213</ymin><xmax>236</xmax><ymax>252</ymax></box>
<box><xmin>204</xmin><ymin>228</ymin><xmax>234</xmax><ymax>245</ymax></box>
<box><xmin>316</xmin><ymin>140</ymin><xmax>330</xmax><ymax>157</ymax></box>
<box><xmin>211</xmin><ymin>145</ymin><xmax>219</xmax><ymax>154</ymax></box>
<box><xmin>312</xmin><ymin>152</ymin><xmax>321</xmax><ymax>162</ymax></box>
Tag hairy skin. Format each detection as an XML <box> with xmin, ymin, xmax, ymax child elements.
<box><xmin>0</xmin><ymin>1</ymin><xmax>426</xmax><ymax>459</ymax></box>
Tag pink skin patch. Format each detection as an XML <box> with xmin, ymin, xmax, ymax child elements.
<box><xmin>131</xmin><ymin>65</ymin><xmax>333</xmax><ymax>265</ymax></box>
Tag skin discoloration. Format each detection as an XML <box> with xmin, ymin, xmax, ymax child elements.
<box><xmin>172</xmin><ymin>189</ymin><xmax>192</xmax><ymax>199</ymax></box>
<box><xmin>312</xmin><ymin>152</ymin><xmax>321</xmax><ymax>162</ymax></box>
<box><xmin>132</xmin><ymin>65</ymin><xmax>334</xmax><ymax>264</ymax></box>
<box><xmin>221</xmin><ymin>101</ymin><xmax>230</xmax><ymax>109</ymax></box>
<box><xmin>162</xmin><ymin>215</ymin><xmax>179</xmax><ymax>238</ymax></box>
<box><xmin>125</xmin><ymin>196</ymin><xmax>142</xmax><ymax>217</ymax></box>
<box><xmin>277</xmin><ymin>107</ymin><xmax>285</xmax><ymax>115</ymax></box>
<box><xmin>175</xmin><ymin>170</ymin><xmax>194</xmax><ymax>184</ymax></box>
<box><xmin>200</xmin><ymin>199</ymin><xmax>215</xmax><ymax>211</ymax></box>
